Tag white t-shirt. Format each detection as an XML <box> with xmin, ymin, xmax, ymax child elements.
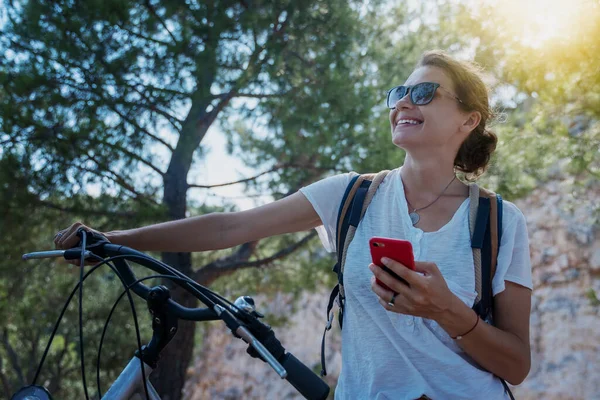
<box><xmin>299</xmin><ymin>167</ymin><xmax>532</xmax><ymax>400</ymax></box>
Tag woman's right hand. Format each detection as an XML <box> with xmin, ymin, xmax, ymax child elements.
<box><xmin>54</xmin><ymin>221</ymin><xmax>102</xmax><ymax>249</ymax></box>
<box><xmin>54</xmin><ymin>222</ymin><xmax>110</xmax><ymax>265</ymax></box>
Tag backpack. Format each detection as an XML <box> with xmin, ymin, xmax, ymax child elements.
<box><xmin>320</xmin><ymin>170</ymin><xmax>515</xmax><ymax>400</ymax></box>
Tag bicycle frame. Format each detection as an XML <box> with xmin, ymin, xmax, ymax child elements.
<box><xmin>103</xmin><ymin>357</ymin><xmax>160</xmax><ymax>400</ymax></box>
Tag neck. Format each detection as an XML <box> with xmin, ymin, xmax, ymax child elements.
<box><xmin>400</xmin><ymin>155</ymin><xmax>466</xmax><ymax>200</ymax></box>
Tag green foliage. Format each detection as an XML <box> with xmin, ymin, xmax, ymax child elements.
<box><xmin>0</xmin><ymin>202</ymin><xmax>157</xmax><ymax>398</ymax></box>
<box><xmin>587</xmin><ymin>288</ymin><xmax>600</xmax><ymax>307</ymax></box>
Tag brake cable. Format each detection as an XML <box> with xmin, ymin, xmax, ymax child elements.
<box><xmin>78</xmin><ymin>230</ymin><xmax>90</xmax><ymax>400</ymax></box>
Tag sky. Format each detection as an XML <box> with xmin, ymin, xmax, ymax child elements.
<box><xmin>191</xmin><ymin>124</ymin><xmax>271</xmax><ymax>211</ymax></box>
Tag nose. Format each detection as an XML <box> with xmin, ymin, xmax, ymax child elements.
<box><xmin>393</xmin><ymin>90</ymin><xmax>413</xmax><ymax>110</ymax></box>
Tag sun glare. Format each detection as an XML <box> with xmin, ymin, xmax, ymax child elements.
<box><xmin>486</xmin><ymin>0</ymin><xmax>597</xmax><ymax>47</ymax></box>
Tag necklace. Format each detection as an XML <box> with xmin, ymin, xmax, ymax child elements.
<box><xmin>406</xmin><ymin>175</ymin><xmax>457</xmax><ymax>226</ymax></box>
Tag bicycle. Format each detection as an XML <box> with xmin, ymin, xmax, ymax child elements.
<box><xmin>11</xmin><ymin>228</ymin><xmax>330</xmax><ymax>400</ymax></box>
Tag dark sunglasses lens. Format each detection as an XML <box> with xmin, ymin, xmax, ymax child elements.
<box><xmin>387</xmin><ymin>86</ymin><xmax>408</xmax><ymax>108</ymax></box>
<box><xmin>411</xmin><ymin>83</ymin><xmax>436</xmax><ymax>105</ymax></box>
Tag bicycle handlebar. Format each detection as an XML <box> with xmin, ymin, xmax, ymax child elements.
<box><xmin>23</xmin><ymin>245</ymin><xmax>221</xmax><ymax>321</ymax></box>
<box><xmin>21</xmin><ymin>231</ymin><xmax>331</xmax><ymax>400</ymax></box>
<box><xmin>279</xmin><ymin>353</ymin><xmax>331</xmax><ymax>400</ymax></box>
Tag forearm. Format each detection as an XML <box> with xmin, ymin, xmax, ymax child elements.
<box><xmin>100</xmin><ymin>192</ymin><xmax>320</xmax><ymax>253</ymax></box>
<box><xmin>436</xmin><ymin>295</ymin><xmax>530</xmax><ymax>385</ymax></box>
<box><xmin>104</xmin><ymin>212</ymin><xmax>239</xmax><ymax>253</ymax></box>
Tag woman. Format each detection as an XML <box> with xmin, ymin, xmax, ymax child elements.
<box><xmin>55</xmin><ymin>50</ymin><xmax>532</xmax><ymax>399</ymax></box>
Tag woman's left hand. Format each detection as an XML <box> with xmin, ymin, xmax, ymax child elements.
<box><xmin>369</xmin><ymin>257</ymin><xmax>456</xmax><ymax>321</ymax></box>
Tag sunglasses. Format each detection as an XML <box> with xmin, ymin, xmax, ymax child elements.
<box><xmin>386</xmin><ymin>82</ymin><xmax>463</xmax><ymax>109</ymax></box>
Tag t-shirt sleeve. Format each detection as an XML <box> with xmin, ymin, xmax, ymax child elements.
<box><xmin>492</xmin><ymin>200</ymin><xmax>533</xmax><ymax>296</ymax></box>
<box><xmin>299</xmin><ymin>172</ymin><xmax>356</xmax><ymax>253</ymax></box>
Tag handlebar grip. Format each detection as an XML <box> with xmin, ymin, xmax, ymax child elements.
<box><xmin>279</xmin><ymin>352</ymin><xmax>330</xmax><ymax>400</ymax></box>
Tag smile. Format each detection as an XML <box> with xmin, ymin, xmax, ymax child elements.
<box><xmin>395</xmin><ymin>119</ymin><xmax>423</xmax><ymax>127</ymax></box>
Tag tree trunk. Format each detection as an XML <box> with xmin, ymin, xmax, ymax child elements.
<box><xmin>150</xmin><ymin>135</ymin><xmax>199</xmax><ymax>399</ymax></box>
<box><xmin>150</xmin><ymin>87</ymin><xmax>218</xmax><ymax>399</ymax></box>
<box><xmin>149</xmin><ymin>253</ymin><xmax>197</xmax><ymax>400</ymax></box>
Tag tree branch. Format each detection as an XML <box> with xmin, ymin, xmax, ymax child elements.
<box><xmin>194</xmin><ymin>231</ymin><xmax>317</xmax><ymax>284</ymax></box>
<box><xmin>49</xmin><ymin>328</ymin><xmax>73</xmax><ymax>393</ymax></box>
<box><xmin>107</xmin><ymin>105</ymin><xmax>175</xmax><ymax>152</ymax></box>
<box><xmin>0</xmin><ymin>353</ymin><xmax>12</xmax><ymax>400</ymax></box>
<box><xmin>84</xmin><ymin>157</ymin><xmax>159</xmax><ymax>206</ymax></box>
<box><xmin>34</xmin><ymin>198</ymin><xmax>140</xmax><ymax>218</ymax></box>
<box><xmin>117</xmin><ymin>24</ymin><xmax>172</xmax><ymax>46</ymax></box>
<box><xmin>235</xmin><ymin>92</ymin><xmax>289</xmax><ymax>99</ymax></box>
<box><xmin>144</xmin><ymin>0</ymin><xmax>178</xmax><ymax>44</ymax></box>
<box><xmin>285</xmin><ymin>49</ymin><xmax>317</xmax><ymax>69</ymax></box>
<box><xmin>119</xmin><ymin>86</ymin><xmax>184</xmax><ymax>131</ymax></box>
<box><xmin>187</xmin><ymin>165</ymin><xmax>279</xmax><ymax>189</ymax></box>
<box><xmin>199</xmin><ymin>10</ymin><xmax>292</xmax><ymax>126</ymax></box>
<box><xmin>0</xmin><ymin>328</ymin><xmax>25</xmax><ymax>385</ymax></box>
<box><xmin>126</xmin><ymin>81</ymin><xmax>189</xmax><ymax>99</ymax></box>
<box><xmin>65</xmin><ymin>28</ymin><xmax>183</xmax><ymax>141</ymax></box>
<box><xmin>95</xmin><ymin>139</ymin><xmax>166</xmax><ymax>177</ymax></box>
<box><xmin>27</xmin><ymin>328</ymin><xmax>42</xmax><ymax>383</ymax></box>
<box><xmin>212</xmin><ymin>90</ymin><xmax>295</xmax><ymax>100</ymax></box>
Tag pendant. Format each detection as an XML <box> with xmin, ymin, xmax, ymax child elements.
<box><xmin>409</xmin><ymin>212</ymin><xmax>420</xmax><ymax>226</ymax></box>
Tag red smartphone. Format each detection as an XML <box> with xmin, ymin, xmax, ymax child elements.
<box><xmin>369</xmin><ymin>237</ymin><xmax>416</xmax><ymax>291</ymax></box>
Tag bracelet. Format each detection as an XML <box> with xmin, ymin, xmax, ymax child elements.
<box><xmin>451</xmin><ymin>313</ymin><xmax>479</xmax><ymax>340</ymax></box>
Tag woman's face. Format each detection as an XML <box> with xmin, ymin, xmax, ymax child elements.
<box><xmin>389</xmin><ymin>66</ymin><xmax>468</xmax><ymax>153</ymax></box>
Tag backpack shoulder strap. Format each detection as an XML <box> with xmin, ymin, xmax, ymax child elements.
<box><xmin>321</xmin><ymin>170</ymin><xmax>389</xmax><ymax>376</ymax></box>
<box><xmin>334</xmin><ymin>173</ymin><xmax>369</xmax><ymax>268</ymax></box>
<box><xmin>469</xmin><ymin>183</ymin><xmax>503</xmax><ymax>322</ymax></box>
<box><xmin>469</xmin><ymin>185</ymin><xmax>513</xmax><ymax>399</ymax></box>
<box><xmin>337</xmin><ymin>170</ymin><xmax>389</xmax><ymax>300</ymax></box>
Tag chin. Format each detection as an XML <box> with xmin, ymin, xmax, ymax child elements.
<box><xmin>391</xmin><ymin>131</ymin><xmax>418</xmax><ymax>149</ymax></box>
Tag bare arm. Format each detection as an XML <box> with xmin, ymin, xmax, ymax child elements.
<box><xmin>437</xmin><ymin>281</ymin><xmax>532</xmax><ymax>385</ymax></box>
<box><xmin>56</xmin><ymin>192</ymin><xmax>322</xmax><ymax>252</ymax></box>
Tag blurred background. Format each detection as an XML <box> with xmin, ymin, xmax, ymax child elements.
<box><xmin>1</xmin><ymin>0</ymin><xmax>599</xmax><ymax>399</ymax></box>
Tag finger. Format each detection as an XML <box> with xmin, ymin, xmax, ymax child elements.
<box><xmin>54</xmin><ymin>230</ymin><xmax>66</xmax><ymax>248</ymax></box>
<box><xmin>370</xmin><ymin>275</ymin><xmax>397</xmax><ymax>299</ymax></box>
<box><xmin>414</xmin><ymin>261</ymin><xmax>440</xmax><ymax>277</ymax></box>
<box><xmin>377</xmin><ymin>297</ymin><xmax>408</xmax><ymax>314</ymax></box>
<box><xmin>57</xmin><ymin>222</ymin><xmax>83</xmax><ymax>249</ymax></box>
<box><xmin>380</xmin><ymin>257</ymin><xmax>423</xmax><ymax>287</ymax></box>
<box><xmin>378</xmin><ymin>297</ymin><xmax>395</xmax><ymax>311</ymax></box>
<box><xmin>369</xmin><ymin>264</ymin><xmax>412</xmax><ymax>297</ymax></box>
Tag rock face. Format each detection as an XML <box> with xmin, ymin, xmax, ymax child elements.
<box><xmin>183</xmin><ymin>179</ymin><xmax>600</xmax><ymax>400</ymax></box>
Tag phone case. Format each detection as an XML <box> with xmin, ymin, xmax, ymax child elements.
<box><xmin>369</xmin><ymin>237</ymin><xmax>415</xmax><ymax>291</ymax></box>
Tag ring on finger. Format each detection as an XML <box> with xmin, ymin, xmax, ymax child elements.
<box><xmin>387</xmin><ymin>293</ymin><xmax>397</xmax><ymax>307</ymax></box>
